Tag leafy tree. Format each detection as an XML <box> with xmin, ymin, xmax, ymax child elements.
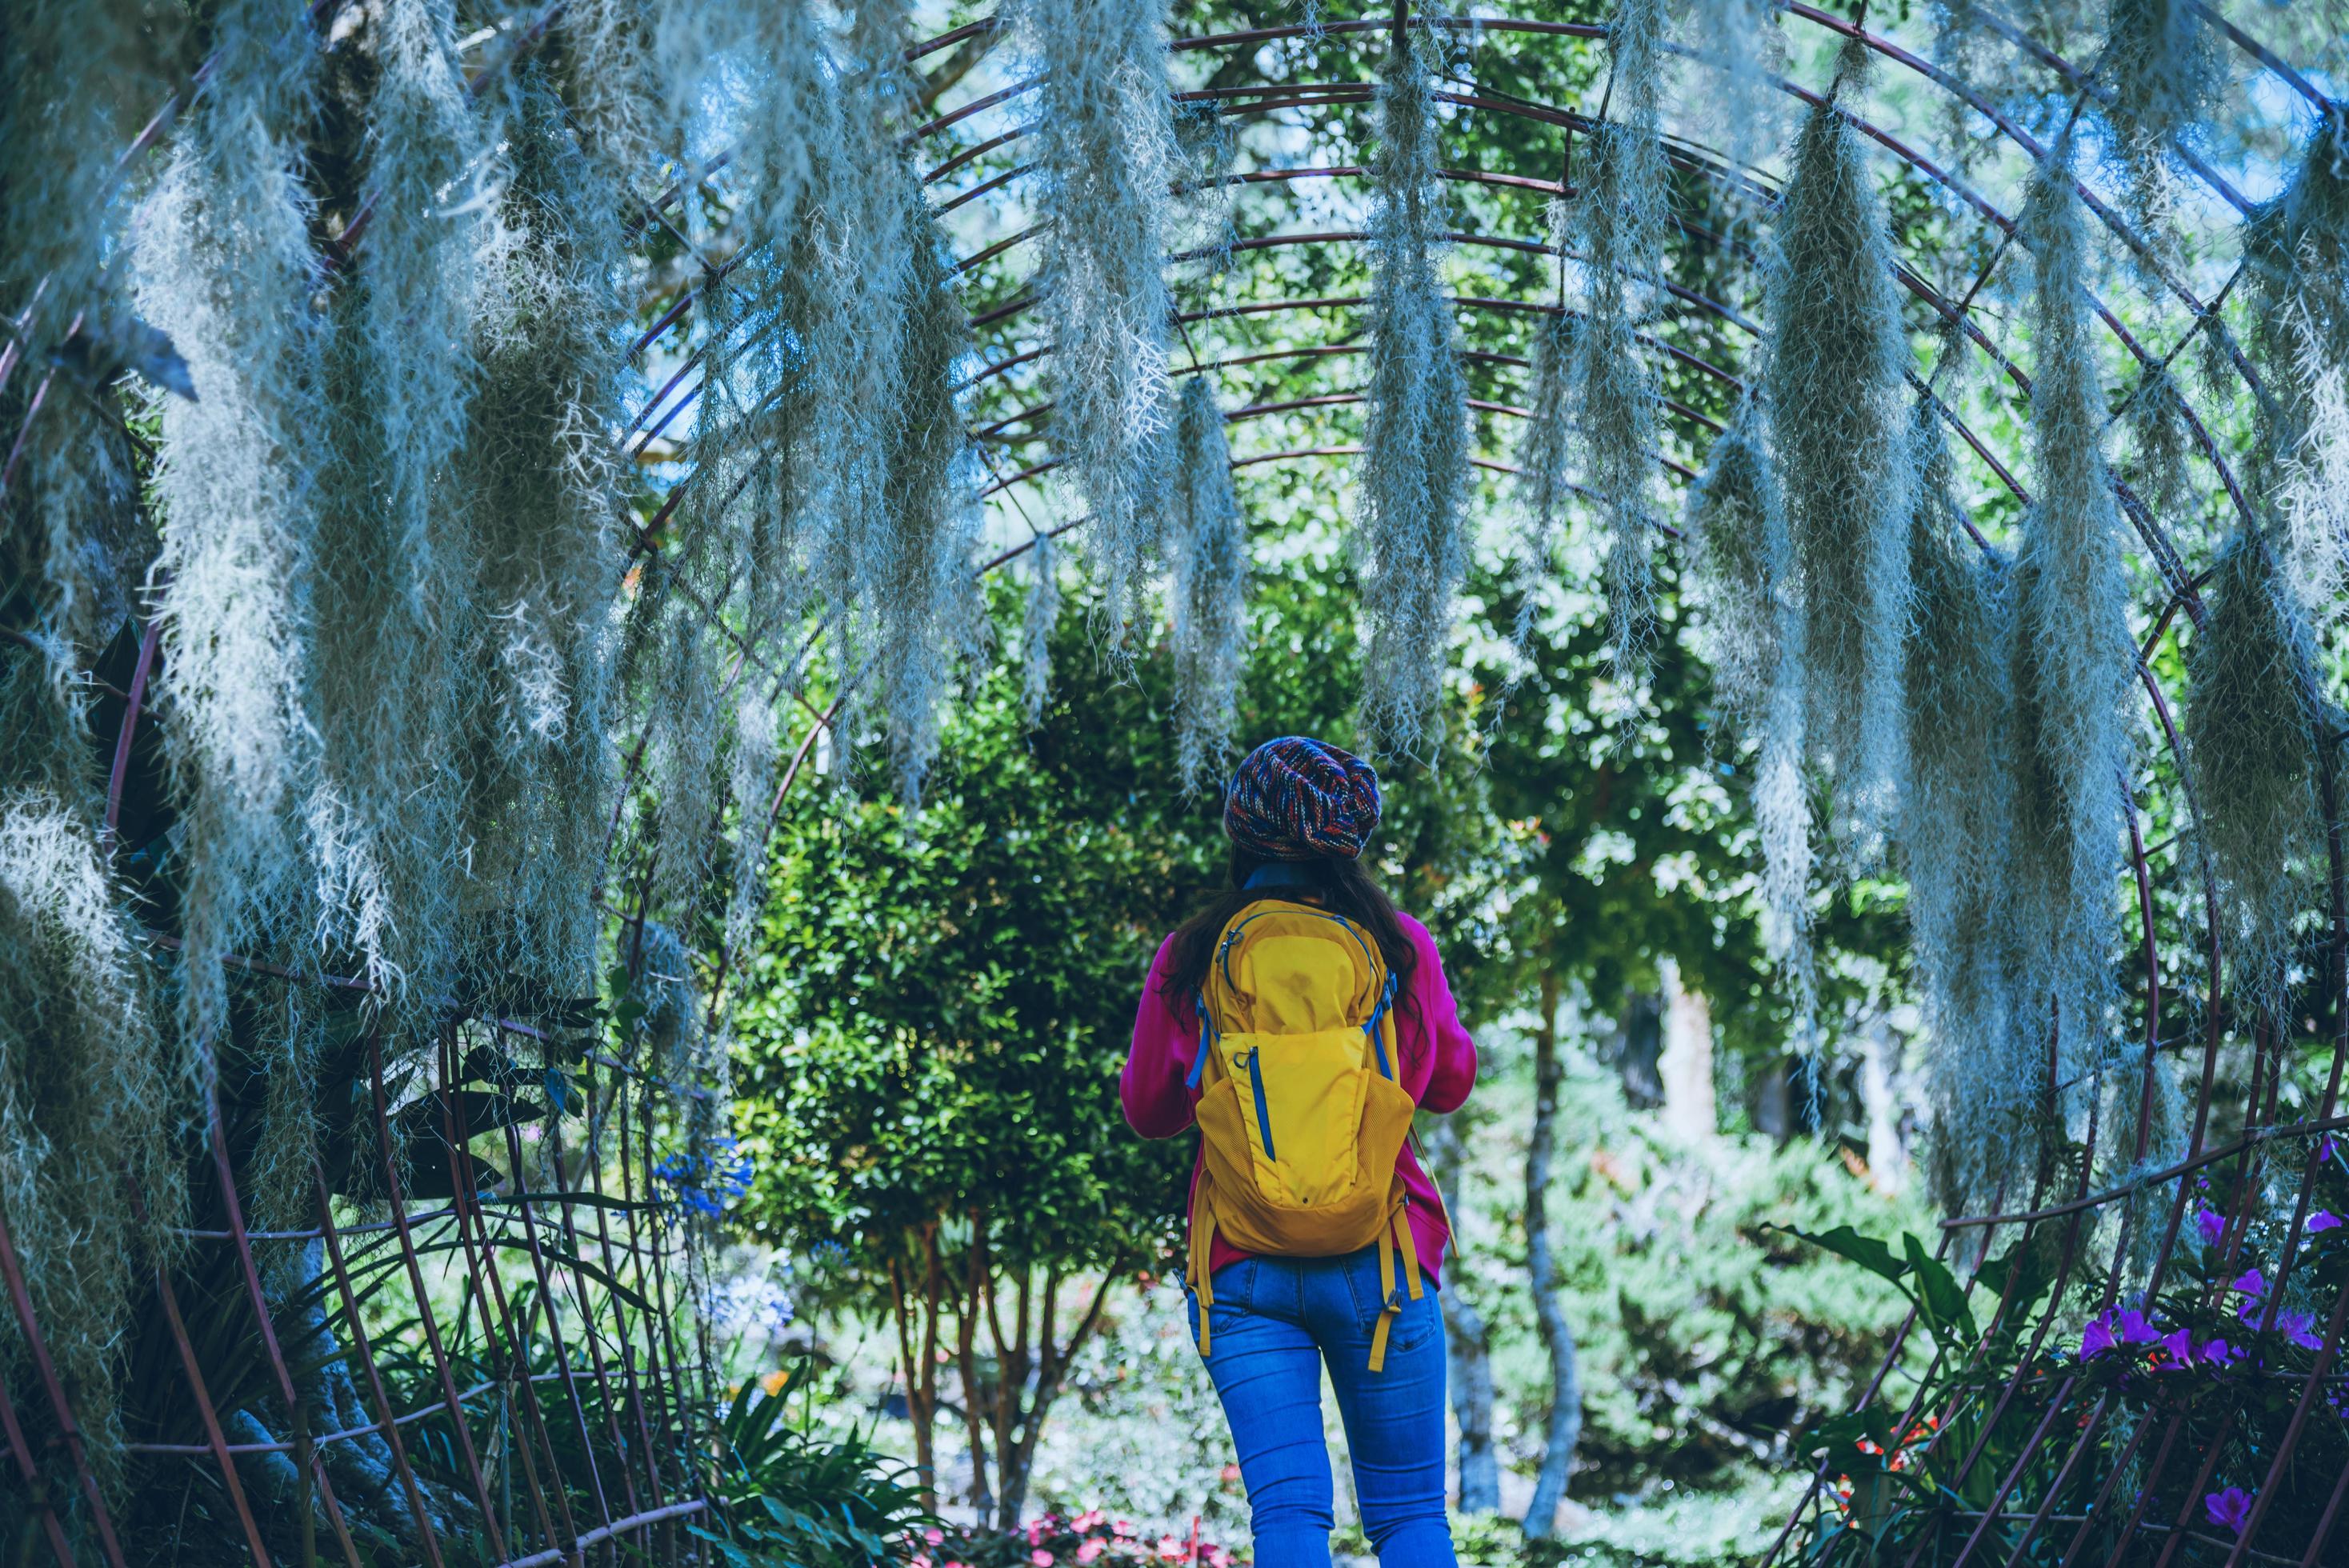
<box><xmin>734</xmin><ymin>631</ymin><xmax>1192</xmax><ymax>1521</ymax></box>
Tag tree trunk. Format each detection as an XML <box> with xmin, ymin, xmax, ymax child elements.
<box><xmin>1523</xmin><ymin>970</ymin><xmax>1582</xmax><ymax>1540</ymax></box>
<box><xmin>978</xmin><ymin>1258</ymin><xmax>1123</xmax><ymax>1528</ymax></box>
<box><xmin>1658</xmin><ymin>957</ymin><xmax>1717</xmax><ymax>1148</ymax></box>
<box><xmin>1423</xmin><ymin>1116</ymin><xmax>1499</xmax><ymax>1514</ymax></box>
<box><xmin>889</xmin><ymin>1222</ymin><xmax>945</xmax><ymax>1513</ymax></box>
<box><xmin>1857</xmin><ymin>1014</ymin><xmax>1907</xmax><ymax>1196</ymax></box>
<box><xmin>954</xmin><ymin>1218</ymin><xmax>994</xmax><ymax>1518</ymax></box>
<box><xmin>1608</xmin><ymin>989</ymin><xmax>1666</xmax><ymax>1107</ymax></box>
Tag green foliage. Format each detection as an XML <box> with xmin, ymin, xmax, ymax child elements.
<box><xmin>1448</xmin><ymin>1060</ymin><xmax>1918</xmax><ymax>1496</ymax></box>
<box><xmin>732</xmin><ymin>618</ymin><xmax>1199</xmax><ymax>1279</ymax></box>
<box><xmin>1475</xmin><ymin>560</ymin><xmax>1904</xmax><ymax>1072</ymax></box>
<box><xmin>702</xmin><ymin>1369</ymin><xmax>932</xmax><ymax>1568</ymax></box>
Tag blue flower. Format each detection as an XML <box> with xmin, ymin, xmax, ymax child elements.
<box><xmin>653</xmin><ymin>1136</ymin><xmax>757</xmax><ymax>1217</ymax></box>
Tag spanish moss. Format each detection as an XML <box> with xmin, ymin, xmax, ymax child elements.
<box><xmin>2245</xmin><ymin>106</ymin><xmax>2349</xmax><ymax>608</ymax></box>
<box><xmin>1358</xmin><ymin>30</ymin><xmax>1471</xmax><ymax>760</ymax></box>
<box><xmin>1898</xmin><ymin>407</ymin><xmax>2030</xmax><ymax>1220</ymax></box>
<box><xmin>1167</xmin><ymin>377</ymin><xmax>1249</xmax><ymax>795</ymax></box>
<box><xmin>460</xmin><ymin>70</ymin><xmax>633</xmax><ymax>998</ymax></box>
<box><xmin>1688</xmin><ymin>396</ymin><xmax>1815</xmax><ymax>1035</ymax></box>
<box><xmin>134</xmin><ymin>0</ymin><xmax>326</xmax><ymax>1043</ymax></box>
<box><xmin>2099</xmin><ymin>0</ymin><xmax>2219</xmax><ymax>248</ymax></box>
<box><xmin>0</xmin><ymin>2</ymin><xmax>180</xmax><ymax>669</ymax></box>
<box><xmin>2279</xmin><ymin>303</ymin><xmax>2349</xmax><ymax>615</ymax></box>
<box><xmin>1509</xmin><ymin>308</ymin><xmax>1576</xmax><ymax>658</ymax></box>
<box><xmin>858</xmin><ymin>160</ymin><xmax>986</xmax><ymax>805</ymax></box>
<box><xmin>310</xmin><ymin>0</ymin><xmax>492</xmax><ymax>1006</ymax></box>
<box><xmin>1761</xmin><ymin>51</ymin><xmax>1914</xmax><ymax>833</ymax></box>
<box><xmin>1687</xmin><ymin>0</ymin><xmax>1783</xmax><ymax>196</ymax></box>
<box><xmin>1022</xmin><ymin>529</ymin><xmax>1064</xmax><ymax>728</ymax></box>
<box><xmin>2183</xmin><ymin>532</ymin><xmax>2331</xmax><ymax>1023</ymax></box>
<box><xmin>0</xmin><ymin>792</ymin><xmax>193</xmax><ymax>1495</ymax></box>
<box><xmin>2011</xmin><ymin>143</ymin><xmax>2136</xmax><ymax>1107</ymax></box>
<box><xmin>1572</xmin><ymin>0</ymin><xmax>1669</xmax><ymax>691</ymax></box>
<box><xmin>1014</xmin><ymin>0</ymin><xmax>1181</xmax><ymax>646</ymax></box>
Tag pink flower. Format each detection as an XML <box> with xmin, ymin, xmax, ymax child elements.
<box><xmin>1028</xmin><ymin>1524</ymin><xmax>1046</xmax><ymax>1547</ymax></box>
<box><xmin>926</xmin><ymin>1529</ymin><xmax>946</xmax><ymax>1546</ymax></box>
<box><xmin>1077</xmin><ymin>1543</ymin><xmax>1105</xmax><ymax>1565</ymax></box>
<box><xmin>1074</xmin><ymin>1511</ymin><xmax>1104</xmax><ymax>1532</ymax></box>
<box><xmin>912</xmin><ymin>1557</ymin><xmax>931</xmax><ymax>1568</ymax></box>
<box><xmin>2205</xmin><ymin>1486</ymin><xmax>2255</xmax><ymax>1536</ymax></box>
<box><xmin>1156</xmin><ymin>1536</ymin><xmax>1187</xmax><ymax>1562</ymax></box>
<box><xmin>1032</xmin><ymin>1552</ymin><xmax>1055</xmax><ymax>1567</ymax></box>
<box><xmin>2194</xmin><ymin>1208</ymin><xmax>2227</xmax><ymax>1248</ymax></box>
<box><xmin>1207</xmin><ymin>1551</ymin><xmax>1231</xmax><ymax>1568</ymax></box>
<box><xmin>1114</xmin><ymin>1522</ymin><xmax>1135</xmax><ymax>1539</ymax></box>
<box><xmin>2278</xmin><ymin>1310</ymin><xmax>2327</xmax><ymax>1351</ymax></box>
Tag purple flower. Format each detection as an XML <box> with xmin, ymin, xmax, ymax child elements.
<box><xmin>2307</xmin><ymin>1210</ymin><xmax>2343</xmax><ymax>1236</ymax></box>
<box><xmin>2278</xmin><ymin>1310</ymin><xmax>2327</xmax><ymax>1352</ymax></box>
<box><xmin>2083</xmin><ymin>1307</ymin><xmax>2163</xmax><ymax>1359</ymax></box>
<box><xmin>2319</xmin><ymin>1134</ymin><xmax>2340</xmax><ymax>1167</ymax></box>
<box><xmin>2156</xmin><ymin>1327</ymin><xmax>2194</xmax><ymax>1366</ymax></box>
<box><xmin>2199</xmin><ymin>1336</ymin><xmax>2241</xmax><ymax>1368</ymax></box>
<box><xmin>2231</xmin><ymin>1267</ymin><xmax>2268</xmax><ymax>1301</ymax></box>
<box><xmin>2194</xmin><ymin>1208</ymin><xmax>2227</xmax><ymax>1248</ymax></box>
<box><xmin>2204</xmin><ymin>1486</ymin><xmax>2255</xmax><ymax>1536</ymax></box>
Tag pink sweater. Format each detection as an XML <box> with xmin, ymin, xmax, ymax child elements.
<box><xmin>1120</xmin><ymin>910</ymin><xmax>1478</xmax><ymax>1287</ymax></box>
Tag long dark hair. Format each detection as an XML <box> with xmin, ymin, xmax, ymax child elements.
<box><xmin>1159</xmin><ymin>845</ymin><xmax>1419</xmax><ymax>1022</ymax></box>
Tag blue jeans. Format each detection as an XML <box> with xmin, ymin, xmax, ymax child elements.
<box><xmin>1187</xmin><ymin>1250</ymin><xmax>1456</xmax><ymax>1568</ymax></box>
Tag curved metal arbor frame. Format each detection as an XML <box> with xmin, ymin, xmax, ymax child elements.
<box><xmin>846</xmin><ymin>5</ymin><xmax>2341</xmax><ymax>1565</ymax></box>
<box><xmin>2</xmin><ymin>2</ymin><xmax>2343</xmax><ymax>1565</ymax></box>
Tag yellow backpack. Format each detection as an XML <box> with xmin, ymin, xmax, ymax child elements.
<box><xmin>1183</xmin><ymin>898</ymin><xmax>1425</xmax><ymax>1370</ymax></box>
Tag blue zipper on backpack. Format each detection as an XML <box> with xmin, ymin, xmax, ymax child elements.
<box><xmin>1364</xmin><ymin>971</ymin><xmax>1398</xmax><ymax>1080</ymax></box>
<box><xmin>1243</xmin><ymin>1049</ymin><xmax>1276</xmax><ymax>1161</ymax></box>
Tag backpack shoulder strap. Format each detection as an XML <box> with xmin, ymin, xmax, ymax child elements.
<box><xmin>1185</xmin><ymin>993</ymin><xmax>1215</xmax><ymax>1091</ymax></box>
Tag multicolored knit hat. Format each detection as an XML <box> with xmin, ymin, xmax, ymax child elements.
<box><xmin>1223</xmin><ymin>737</ymin><xmax>1383</xmax><ymax>862</ymax></box>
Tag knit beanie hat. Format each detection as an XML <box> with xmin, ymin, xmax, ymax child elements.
<box><xmin>1223</xmin><ymin>737</ymin><xmax>1383</xmax><ymax>862</ymax></box>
